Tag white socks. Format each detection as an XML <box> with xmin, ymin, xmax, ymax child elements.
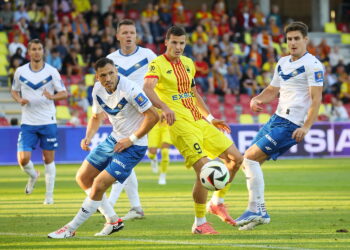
<box><xmin>108</xmin><ymin>169</ymin><xmax>141</xmax><ymax>208</ymax></box>
<box><xmin>195</xmin><ymin>217</ymin><xmax>207</xmax><ymax>226</ymax></box>
<box><xmin>242</xmin><ymin>158</ymin><xmax>265</xmax><ymax>213</ymax></box>
<box><xmin>85</xmin><ymin>188</ymin><xmax>118</xmax><ymax>223</ymax></box>
<box><xmin>21</xmin><ymin>161</ymin><xmax>37</xmax><ymax>178</ymax></box>
<box><xmin>44</xmin><ymin>162</ymin><xmax>56</xmax><ymax>197</ymax></box>
<box><xmin>68</xmin><ymin>197</ymin><xmax>101</xmax><ymax>231</ymax></box>
<box><xmin>210</xmin><ymin>196</ymin><xmax>224</xmax><ymax>205</ymax></box>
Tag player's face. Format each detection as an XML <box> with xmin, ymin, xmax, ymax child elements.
<box><xmin>28</xmin><ymin>43</ymin><xmax>44</xmax><ymax>63</ymax></box>
<box><xmin>96</xmin><ymin>63</ymin><xmax>118</xmax><ymax>93</ymax></box>
<box><xmin>165</xmin><ymin>34</ymin><xmax>186</xmax><ymax>59</ymax></box>
<box><xmin>286</xmin><ymin>30</ymin><xmax>308</xmax><ymax>60</ymax></box>
<box><xmin>116</xmin><ymin>25</ymin><xmax>137</xmax><ymax>49</ymax></box>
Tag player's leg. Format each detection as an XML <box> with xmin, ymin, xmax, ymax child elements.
<box><xmin>108</xmin><ymin>180</ymin><xmax>126</xmax><ymax>207</ymax></box>
<box><xmin>17</xmin><ymin>125</ymin><xmax>40</xmax><ymax>194</ymax></box>
<box><xmin>42</xmin><ymin>150</ymin><xmax>55</xmax><ymax>204</ymax></box>
<box><xmin>39</xmin><ymin>124</ymin><xmax>59</xmax><ymax>204</ymax></box>
<box><xmin>121</xmin><ymin>169</ymin><xmax>145</xmax><ymax>220</ymax></box>
<box><xmin>203</xmin><ymin>124</ymin><xmax>243</xmax><ymax>225</ymax></box>
<box><xmin>158</xmin><ymin>145</ymin><xmax>170</xmax><ymax>185</ymax></box>
<box><xmin>148</xmin><ymin>124</ymin><xmax>160</xmax><ymax>173</ymax></box>
<box><xmin>169</xmin><ymin>119</ymin><xmax>218</xmax><ymax>234</ymax></box>
<box><xmin>148</xmin><ymin>147</ymin><xmax>159</xmax><ymax>173</ymax></box>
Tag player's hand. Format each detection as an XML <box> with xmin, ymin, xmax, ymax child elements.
<box><xmin>80</xmin><ymin>138</ymin><xmax>91</xmax><ymax>151</ymax></box>
<box><xmin>250</xmin><ymin>98</ymin><xmax>264</xmax><ymax>112</ymax></box>
<box><xmin>114</xmin><ymin>138</ymin><xmax>133</xmax><ymax>152</ymax></box>
<box><xmin>42</xmin><ymin>88</ymin><xmax>53</xmax><ymax>100</ymax></box>
<box><xmin>162</xmin><ymin>106</ymin><xmax>176</xmax><ymax>126</ymax></box>
<box><xmin>212</xmin><ymin>119</ymin><xmax>231</xmax><ymax>133</ymax></box>
<box><xmin>292</xmin><ymin>127</ymin><xmax>309</xmax><ymax>142</ymax></box>
<box><xmin>19</xmin><ymin>98</ymin><xmax>29</xmax><ymax>106</ymax></box>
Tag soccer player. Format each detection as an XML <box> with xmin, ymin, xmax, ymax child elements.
<box><xmin>235</xmin><ymin>21</ymin><xmax>324</xmax><ymax>230</ymax></box>
<box><xmin>106</xmin><ymin>19</ymin><xmax>157</xmax><ymax>220</ymax></box>
<box><xmin>143</xmin><ymin>26</ymin><xmax>243</xmax><ymax>234</ymax></box>
<box><xmin>48</xmin><ymin>58</ymin><xmax>158</xmax><ymax>238</ymax></box>
<box><xmin>11</xmin><ymin>39</ymin><xmax>68</xmax><ymax>205</ymax></box>
<box><xmin>147</xmin><ymin>111</ymin><xmax>172</xmax><ymax>185</ymax></box>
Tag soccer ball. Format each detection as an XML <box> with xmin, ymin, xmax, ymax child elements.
<box><xmin>200</xmin><ymin>161</ymin><xmax>230</xmax><ymax>191</ymax></box>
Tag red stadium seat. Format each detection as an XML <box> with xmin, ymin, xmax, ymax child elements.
<box><xmin>224</xmin><ymin>94</ymin><xmax>238</xmax><ymax>106</ymax></box>
<box><xmin>145</xmin><ymin>43</ymin><xmax>157</xmax><ymax>53</ymax></box>
<box><xmin>0</xmin><ymin>117</ymin><xmax>9</xmax><ymax>126</ymax></box>
<box><xmin>323</xmin><ymin>94</ymin><xmax>334</xmax><ymax>104</ymax></box>
<box><xmin>206</xmin><ymin>94</ymin><xmax>220</xmax><ymax>107</ymax></box>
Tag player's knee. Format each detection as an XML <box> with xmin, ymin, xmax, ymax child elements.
<box><xmin>90</xmin><ymin>181</ymin><xmax>108</xmax><ymax>199</ymax></box>
<box><xmin>18</xmin><ymin>157</ymin><xmax>30</xmax><ymax>167</ymax></box>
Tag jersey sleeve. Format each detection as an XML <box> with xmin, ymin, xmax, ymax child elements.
<box><xmin>128</xmin><ymin>83</ymin><xmax>152</xmax><ymax>113</ymax></box>
<box><xmin>270</xmin><ymin>60</ymin><xmax>281</xmax><ymax>87</ymax></box>
<box><xmin>11</xmin><ymin>69</ymin><xmax>21</xmax><ymax>91</ymax></box>
<box><xmin>144</xmin><ymin>59</ymin><xmax>161</xmax><ymax>80</ymax></box>
<box><xmin>91</xmin><ymin>85</ymin><xmax>103</xmax><ymax>114</ymax></box>
<box><xmin>306</xmin><ymin>59</ymin><xmax>324</xmax><ymax>87</ymax></box>
<box><xmin>51</xmin><ymin>69</ymin><xmax>66</xmax><ymax>92</ymax></box>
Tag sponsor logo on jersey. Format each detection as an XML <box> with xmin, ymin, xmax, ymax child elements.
<box><xmin>314</xmin><ymin>71</ymin><xmax>324</xmax><ymax>82</ymax></box>
<box><xmin>265</xmin><ymin>146</ymin><xmax>272</xmax><ymax>151</ymax></box>
<box><xmin>114</xmin><ymin>171</ymin><xmax>121</xmax><ymax>175</ymax></box>
<box><xmin>172</xmin><ymin>92</ymin><xmax>195</xmax><ymax>101</ymax></box>
<box><xmin>134</xmin><ymin>93</ymin><xmax>149</xmax><ymax>107</ymax></box>
<box><xmin>166</xmin><ymin>70</ymin><xmax>172</xmax><ymax>74</ymax></box>
<box><xmin>185</xmin><ymin>65</ymin><xmax>190</xmax><ymax>73</ymax></box>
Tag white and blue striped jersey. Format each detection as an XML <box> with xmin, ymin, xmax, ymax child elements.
<box><xmin>12</xmin><ymin>63</ymin><xmax>66</xmax><ymax>125</ymax></box>
<box><xmin>107</xmin><ymin>46</ymin><xmax>157</xmax><ymax>87</ymax></box>
<box><xmin>270</xmin><ymin>52</ymin><xmax>324</xmax><ymax>126</ymax></box>
<box><xmin>92</xmin><ymin>75</ymin><xmax>152</xmax><ymax>146</ymax></box>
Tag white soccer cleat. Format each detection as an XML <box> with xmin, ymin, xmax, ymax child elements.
<box><xmin>121</xmin><ymin>208</ymin><xmax>145</xmax><ymax>221</ymax></box>
<box><xmin>94</xmin><ymin>219</ymin><xmax>124</xmax><ymax>236</ymax></box>
<box><xmin>25</xmin><ymin>170</ymin><xmax>40</xmax><ymax>194</ymax></box>
<box><xmin>158</xmin><ymin>173</ymin><xmax>166</xmax><ymax>185</ymax></box>
<box><xmin>43</xmin><ymin>196</ymin><xmax>54</xmax><ymax>205</ymax></box>
<box><xmin>48</xmin><ymin>226</ymin><xmax>75</xmax><ymax>238</ymax></box>
<box><xmin>150</xmin><ymin>158</ymin><xmax>158</xmax><ymax>173</ymax></box>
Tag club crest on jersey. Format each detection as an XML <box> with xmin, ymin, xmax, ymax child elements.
<box><xmin>292</xmin><ymin>70</ymin><xmax>298</xmax><ymax>76</ymax></box>
<box><xmin>149</xmin><ymin>65</ymin><xmax>156</xmax><ymax>73</ymax></box>
<box><xmin>134</xmin><ymin>93</ymin><xmax>149</xmax><ymax>107</ymax></box>
<box><xmin>166</xmin><ymin>69</ymin><xmax>172</xmax><ymax>74</ymax></box>
<box><xmin>314</xmin><ymin>71</ymin><xmax>323</xmax><ymax>82</ymax></box>
<box><xmin>185</xmin><ymin>65</ymin><xmax>190</xmax><ymax>73</ymax></box>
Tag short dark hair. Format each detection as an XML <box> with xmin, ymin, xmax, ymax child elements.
<box><xmin>95</xmin><ymin>58</ymin><xmax>114</xmax><ymax>71</ymax></box>
<box><xmin>117</xmin><ymin>19</ymin><xmax>135</xmax><ymax>31</ymax></box>
<box><xmin>284</xmin><ymin>21</ymin><xmax>308</xmax><ymax>37</ymax></box>
<box><xmin>166</xmin><ymin>26</ymin><xmax>186</xmax><ymax>40</ymax></box>
<box><xmin>28</xmin><ymin>39</ymin><xmax>43</xmax><ymax>50</ymax></box>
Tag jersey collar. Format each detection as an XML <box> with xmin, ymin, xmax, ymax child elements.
<box><xmin>118</xmin><ymin>46</ymin><xmax>139</xmax><ymax>57</ymax></box>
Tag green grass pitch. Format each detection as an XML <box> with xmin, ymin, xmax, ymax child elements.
<box><xmin>0</xmin><ymin>158</ymin><xmax>349</xmax><ymax>249</ymax></box>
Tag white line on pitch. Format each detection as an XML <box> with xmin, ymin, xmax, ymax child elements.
<box><xmin>0</xmin><ymin>232</ymin><xmax>312</xmax><ymax>250</ymax></box>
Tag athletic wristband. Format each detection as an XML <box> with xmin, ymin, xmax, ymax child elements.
<box><xmin>129</xmin><ymin>134</ymin><xmax>138</xmax><ymax>143</ymax></box>
<box><xmin>206</xmin><ymin>114</ymin><xmax>215</xmax><ymax>123</ymax></box>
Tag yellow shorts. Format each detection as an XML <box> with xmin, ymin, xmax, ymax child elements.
<box><xmin>169</xmin><ymin>119</ymin><xmax>233</xmax><ymax>168</ymax></box>
<box><xmin>148</xmin><ymin>121</ymin><xmax>172</xmax><ymax>148</ymax></box>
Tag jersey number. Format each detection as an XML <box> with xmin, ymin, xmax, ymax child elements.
<box><xmin>194</xmin><ymin>143</ymin><xmax>202</xmax><ymax>154</ymax></box>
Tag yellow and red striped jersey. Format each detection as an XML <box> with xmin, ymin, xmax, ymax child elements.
<box><xmin>145</xmin><ymin>54</ymin><xmax>202</xmax><ymax>122</ymax></box>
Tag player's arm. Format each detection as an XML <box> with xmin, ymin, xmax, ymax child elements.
<box><xmin>250</xmin><ymin>85</ymin><xmax>280</xmax><ymax>112</ymax></box>
<box><xmin>193</xmin><ymin>86</ymin><xmax>231</xmax><ymax>133</ymax></box>
<box><xmin>11</xmin><ymin>90</ymin><xmax>29</xmax><ymax>106</ymax></box>
<box><xmin>81</xmin><ymin>112</ymin><xmax>105</xmax><ymax>151</ymax></box>
<box><xmin>292</xmin><ymin>86</ymin><xmax>323</xmax><ymax>142</ymax></box>
<box><xmin>143</xmin><ymin>77</ymin><xmax>175</xmax><ymax>125</ymax></box>
<box><xmin>42</xmin><ymin>89</ymin><xmax>68</xmax><ymax>101</ymax></box>
<box><xmin>114</xmin><ymin>106</ymin><xmax>159</xmax><ymax>153</ymax></box>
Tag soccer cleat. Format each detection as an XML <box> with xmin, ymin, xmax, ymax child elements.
<box><xmin>48</xmin><ymin>226</ymin><xmax>75</xmax><ymax>238</ymax></box>
<box><xmin>25</xmin><ymin>170</ymin><xmax>40</xmax><ymax>194</ymax></box>
<box><xmin>192</xmin><ymin>222</ymin><xmax>219</xmax><ymax>234</ymax></box>
<box><xmin>158</xmin><ymin>173</ymin><xmax>166</xmax><ymax>185</ymax></box>
<box><xmin>207</xmin><ymin>202</ymin><xmax>236</xmax><ymax>226</ymax></box>
<box><xmin>94</xmin><ymin>218</ymin><xmax>124</xmax><ymax>236</ymax></box>
<box><xmin>121</xmin><ymin>208</ymin><xmax>145</xmax><ymax>221</ymax></box>
<box><xmin>235</xmin><ymin>210</ymin><xmax>262</xmax><ymax>227</ymax></box>
<box><xmin>239</xmin><ymin>212</ymin><xmax>270</xmax><ymax>231</ymax></box>
<box><xmin>150</xmin><ymin>158</ymin><xmax>158</xmax><ymax>173</ymax></box>
<box><xmin>43</xmin><ymin>196</ymin><xmax>54</xmax><ymax>205</ymax></box>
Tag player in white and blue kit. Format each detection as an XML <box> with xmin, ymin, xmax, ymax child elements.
<box><xmin>48</xmin><ymin>58</ymin><xmax>158</xmax><ymax>238</ymax></box>
<box><xmin>11</xmin><ymin>39</ymin><xmax>68</xmax><ymax>204</ymax></box>
<box><xmin>235</xmin><ymin>22</ymin><xmax>324</xmax><ymax>230</ymax></box>
<box><xmin>106</xmin><ymin>19</ymin><xmax>157</xmax><ymax>220</ymax></box>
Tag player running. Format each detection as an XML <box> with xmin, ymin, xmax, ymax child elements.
<box><xmin>11</xmin><ymin>39</ymin><xmax>68</xmax><ymax>205</ymax></box>
<box><xmin>235</xmin><ymin>21</ymin><xmax>324</xmax><ymax>230</ymax></box>
<box><xmin>48</xmin><ymin>58</ymin><xmax>158</xmax><ymax>238</ymax></box>
<box><xmin>144</xmin><ymin>26</ymin><xmax>243</xmax><ymax>234</ymax></box>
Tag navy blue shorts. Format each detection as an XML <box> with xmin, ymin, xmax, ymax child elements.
<box><xmin>18</xmin><ymin>124</ymin><xmax>58</xmax><ymax>152</ymax></box>
<box><xmin>252</xmin><ymin>114</ymin><xmax>300</xmax><ymax>160</ymax></box>
<box><xmin>86</xmin><ymin>135</ymin><xmax>147</xmax><ymax>183</ymax></box>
